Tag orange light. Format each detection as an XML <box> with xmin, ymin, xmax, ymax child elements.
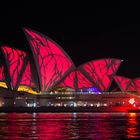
<box><xmin>129</xmin><ymin>98</ymin><xmax>135</xmax><ymax>105</ymax></box>
<box><xmin>129</xmin><ymin>112</ymin><xmax>136</xmax><ymax>117</ymax></box>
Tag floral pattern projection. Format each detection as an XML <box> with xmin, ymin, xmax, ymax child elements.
<box><xmin>19</xmin><ymin>61</ymin><xmax>36</xmax><ymax>88</ymax></box>
<box><xmin>24</xmin><ymin>28</ymin><xmax>75</xmax><ymax>92</ymax></box>
<box><xmin>0</xmin><ymin>63</ymin><xmax>7</xmax><ymax>88</ymax></box>
<box><xmin>114</xmin><ymin>76</ymin><xmax>140</xmax><ymax>92</ymax></box>
<box><xmin>1</xmin><ymin>46</ymin><xmax>27</xmax><ymax>90</ymax></box>
<box><xmin>0</xmin><ymin>29</ymin><xmax>123</xmax><ymax>93</ymax></box>
<box><xmin>59</xmin><ymin>69</ymin><xmax>94</xmax><ymax>90</ymax></box>
<box><xmin>113</xmin><ymin>76</ymin><xmax>131</xmax><ymax>91</ymax></box>
<box><xmin>128</xmin><ymin>79</ymin><xmax>140</xmax><ymax>92</ymax></box>
<box><xmin>78</xmin><ymin>59</ymin><xmax>121</xmax><ymax>91</ymax></box>
<box><xmin>0</xmin><ymin>63</ymin><xmax>5</xmax><ymax>81</ymax></box>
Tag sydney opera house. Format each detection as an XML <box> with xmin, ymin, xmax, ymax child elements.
<box><xmin>0</xmin><ymin>28</ymin><xmax>140</xmax><ymax>111</ymax></box>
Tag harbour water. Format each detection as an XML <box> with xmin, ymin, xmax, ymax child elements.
<box><xmin>0</xmin><ymin>113</ymin><xmax>140</xmax><ymax>139</ymax></box>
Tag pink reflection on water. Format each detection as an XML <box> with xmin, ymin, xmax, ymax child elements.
<box><xmin>127</xmin><ymin>113</ymin><xmax>139</xmax><ymax>139</ymax></box>
<box><xmin>0</xmin><ymin>113</ymin><xmax>140</xmax><ymax>139</ymax></box>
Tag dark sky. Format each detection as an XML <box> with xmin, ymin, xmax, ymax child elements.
<box><xmin>0</xmin><ymin>1</ymin><xmax>140</xmax><ymax>78</ymax></box>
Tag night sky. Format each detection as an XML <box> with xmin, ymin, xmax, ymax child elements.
<box><xmin>0</xmin><ymin>1</ymin><xmax>140</xmax><ymax>78</ymax></box>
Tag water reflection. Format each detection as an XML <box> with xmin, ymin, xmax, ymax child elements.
<box><xmin>0</xmin><ymin>113</ymin><xmax>140</xmax><ymax>139</ymax></box>
<box><xmin>127</xmin><ymin>113</ymin><xmax>139</xmax><ymax>139</ymax></box>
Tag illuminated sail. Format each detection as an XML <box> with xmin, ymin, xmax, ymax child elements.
<box><xmin>19</xmin><ymin>61</ymin><xmax>36</xmax><ymax>87</ymax></box>
<box><xmin>114</xmin><ymin>76</ymin><xmax>132</xmax><ymax>91</ymax></box>
<box><xmin>79</xmin><ymin>59</ymin><xmax>121</xmax><ymax>91</ymax></box>
<box><xmin>1</xmin><ymin>46</ymin><xmax>27</xmax><ymax>89</ymax></box>
<box><xmin>0</xmin><ymin>64</ymin><xmax>5</xmax><ymax>81</ymax></box>
<box><xmin>59</xmin><ymin>69</ymin><xmax>94</xmax><ymax>89</ymax></box>
<box><xmin>128</xmin><ymin>78</ymin><xmax>140</xmax><ymax>92</ymax></box>
<box><xmin>24</xmin><ymin>28</ymin><xmax>75</xmax><ymax>91</ymax></box>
